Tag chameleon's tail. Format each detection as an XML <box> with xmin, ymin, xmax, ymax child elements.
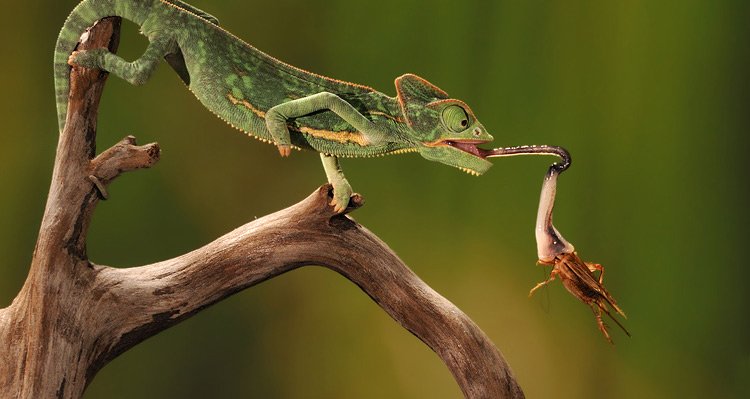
<box><xmin>53</xmin><ymin>0</ymin><xmax>152</xmax><ymax>133</ymax></box>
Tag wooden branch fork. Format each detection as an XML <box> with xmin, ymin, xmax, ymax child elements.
<box><xmin>0</xmin><ymin>18</ymin><xmax>524</xmax><ymax>398</ymax></box>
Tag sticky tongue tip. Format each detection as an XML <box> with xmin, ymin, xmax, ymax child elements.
<box><xmin>535</xmin><ymin>161</ymin><xmax>575</xmax><ymax>261</ymax></box>
<box><xmin>536</xmin><ymin>226</ymin><xmax>575</xmax><ymax>262</ymax></box>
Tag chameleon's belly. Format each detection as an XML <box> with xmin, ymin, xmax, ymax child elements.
<box><xmin>186</xmin><ymin>59</ymin><xmax>276</xmax><ymax>142</ymax></box>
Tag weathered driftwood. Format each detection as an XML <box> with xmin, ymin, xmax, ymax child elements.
<box><xmin>0</xmin><ymin>17</ymin><xmax>524</xmax><ymax>399</ymax></box>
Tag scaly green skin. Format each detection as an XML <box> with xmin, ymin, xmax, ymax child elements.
<box><xmin>56</xmin><ymin>0</ymin><xmax>495</xmax><ymax>212</ymax></box>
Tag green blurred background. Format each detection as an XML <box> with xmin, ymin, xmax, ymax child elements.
<box><xmin>1</xmin><ymin>0</ymin><xmax>748</xmax><ymax>397</ymax></box>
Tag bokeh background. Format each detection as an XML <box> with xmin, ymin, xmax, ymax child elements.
<box><xmin>1</xmin><ymin>0</ymin><xmax>748</xmax><ymax>397</ymax></box>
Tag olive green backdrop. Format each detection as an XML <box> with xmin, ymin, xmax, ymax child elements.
<box><xmin>1</xmin><ymin>0</ymin><xmax>747</xmax><ymax>398</ymax></box>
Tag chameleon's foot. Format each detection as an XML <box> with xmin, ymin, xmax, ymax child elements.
<box><xmin>67</xmin><ymin>51</ymin><xmax>82</xmax><ymax>66</ymax></box>
<box><xmin>330</xmin><ymin>184</ymin><xmax>353</xmax><ymax>214</ymax></box>
<box><xmin>67</xmin><ymin>49</ymin><xmax>105</xmax><ymax>69</ymax></box>
<box><xmin>277</xmin><ymin>145</ymin><xmax>291</xmax><ymax>157</ymax></box>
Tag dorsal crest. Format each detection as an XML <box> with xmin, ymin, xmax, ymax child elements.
<box><xmin>395</xmin><ymin>74</ymin><xmax>450</xmax><ymax>129</ymax></box>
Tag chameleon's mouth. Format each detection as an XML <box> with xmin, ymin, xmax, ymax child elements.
<box><xmin>441</xmin><ymin>139</ymin><xmax>493</xmax><ymax>159</ymax></box>
<box><xmin>420</xmin><ymin>139</ymin><xmax>495</xmax><ymax>176</ymax></box>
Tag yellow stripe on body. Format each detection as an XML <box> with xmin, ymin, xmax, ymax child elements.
<box><xmin>227</xmin><ymin>93</ymin><xmax>368</xmax><ymax>146</ymax></box>
<box><xmin>227</xmin><ymin>93</ymin><xmax>265</xmax><ymax>118</ymax></box>
<box><xmin>297</xmin><ymin>127</ymin><xmax>368</xmax><ymax>146</ymax></box>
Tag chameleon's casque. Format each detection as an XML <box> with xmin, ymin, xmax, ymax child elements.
<box><xmin>56</xmin><ymin>0</ymin><xmax>494</xmax><ymax>211</ymax></box>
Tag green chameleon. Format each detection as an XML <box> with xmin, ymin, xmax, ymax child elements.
<box><xmin>57</xmin><ymin>0</ymin><xmax>625</xmax><ymax>342</ymax></box>
<box><xmin>57</xmin><ymin>0</ymin><xmax>499</xmax><ymax>212</ymax></box>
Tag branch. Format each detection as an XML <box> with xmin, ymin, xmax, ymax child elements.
<box><xmin>0</xmin><ymin>17</ymin><xmax>524</xmax><ymax>399</ymax></box>
<box><xmin>88</xmin><ymin>186</ymin><xmax>523</xmax><ymax>398</ymax></box>
<box><xmin>89</xmin><ymin>135</ymin><xmax>160</xmax><ymax>199</ymax></box>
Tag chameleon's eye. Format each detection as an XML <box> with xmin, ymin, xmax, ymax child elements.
<box><xmin>442</xmin><ymin>105</ymin><xmax>470</xmax><ymax>132</ymax></box>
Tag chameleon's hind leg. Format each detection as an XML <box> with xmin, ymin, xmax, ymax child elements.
<box><xmin>265</xmin><ymin>92</ymin><xmax>388</xmax><ymax>156</ymax></box>
<box><xmin>68</xmin><ymin>35</ymin><xmax>176</xmax><ymax>86</ymax></box>
<box><xmin>320</xmin><ymin>153</ymin><xmax>353</xmax><ymax>213</ymax></box>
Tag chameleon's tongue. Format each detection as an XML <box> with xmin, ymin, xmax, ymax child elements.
<box><xmin>445</xmin><ymin>140</ymin><xmax>483</xmax><ymax>157</ymax></box>
<box><xmin>480</xmin><ymin>145</ymin><xmax>571</xmax><ymax>171</ymax></box>
<box><xmin>479</xmin><ymin>144</ymin><xmax>574</xmax><ymax>259</ymax></box>
<box><xmin>516</xmin><ymin>147</ymin><xmax>628</xmax><ymax>343</ymax></box>
<box><xmin>535</xmin><ymin>166</ymin><xmax>575</xmax><ymax>262</ymax></box>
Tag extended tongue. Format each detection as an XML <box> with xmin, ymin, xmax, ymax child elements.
<box><xmin>481</xmin><ymin>145</ymin><xmax>571</xmax><ymax>172</ymax></box>
<box><xmin>535</xmin><ymin>166</ymin><xmax>575</xmax><ymax>262</ymax></box>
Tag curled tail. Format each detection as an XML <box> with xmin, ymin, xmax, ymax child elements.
<box><xmin>53</xmin><ymin>0</ymin><xmax>152</xmax><ymax>132</ymax></box>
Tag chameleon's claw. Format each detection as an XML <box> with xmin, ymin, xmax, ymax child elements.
<box><xmin>277</xmin><ymin>145</ymin><xmax>291</xmax><ymax>157</ymax></box>
<box><xmin>67</xmin><ymin>52</ymin><xmax>79</xmax><ymax>67</ymax></box>
<box><xmin>330</xmin><ymin>199</ymin><xmax>346</xmax><ymax>214</ymax></box>
<box><xmin>67</xmin><ymin>48</ymin><xmax>105</xmax><ymax>69</ymax></box>
<box><xmin>67</xmin><ymin>50</ymin><xmax>89</xmax><ymax>67</ymax></box>
<box><xmin>329</xmin><ymin>191</ymin><xmax>352</xmax><ymax>214</ymax></box>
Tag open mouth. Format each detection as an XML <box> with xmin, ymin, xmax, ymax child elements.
<box><xmin>441</xmin><ymin>140</ymin><xmax>493</xmax><ymax>159</ymax></box>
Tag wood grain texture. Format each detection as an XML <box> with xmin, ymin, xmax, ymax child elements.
<box><xmin>0</xmin><ymin>17</ymin><xmax>524</xmax><ymax>399</ymax></box>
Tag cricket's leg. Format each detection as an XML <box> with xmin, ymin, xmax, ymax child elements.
<box><xmin>320</xmin><ymin>153</ymin><xmax>353</xmax><ymax>214</ymax></box>
<box><xmin>68</xmin><ymin>35</ymin><xmax>175</xmax><ymax>86</ymax></box>
<box><xmin>529</xmin><ymin>269</ymin><xmax>558</xmax><ymax>297</ymax></box>
<box><xmin>586</xmin><ymin>262</ymin><xmax>604</xmax><ymax>284</ymax></box>
<box><xmin>591</xmin><ymin>305</ymin><xmax>613</xmax><ymax>344</ymax></box>
<box><xmin>265</xmin><ymin>92</ymin><xmax>388</xmax><ymax>156</ymax></box>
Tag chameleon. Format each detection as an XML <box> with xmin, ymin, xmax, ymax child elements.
<box><xmin>56</xmin><ymin>0</ymin><xmax>499</xmax><ymax>213</ymax></box>
<box><xmin>57</xmin><ymin>0</ymin><xmax>627</xmax><ymax>342</ymax></box>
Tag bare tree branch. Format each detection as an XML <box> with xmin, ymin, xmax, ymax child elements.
<box><xmin>0</xmin><ymin>17</ymin><xmax>524</xmax><ymax>399</ymax></box>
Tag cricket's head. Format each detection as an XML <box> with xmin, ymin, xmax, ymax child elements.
<box><xmin>395</xmin><ymin>74</ymin><xmax>494</xmax><ymax>175</ymax></box>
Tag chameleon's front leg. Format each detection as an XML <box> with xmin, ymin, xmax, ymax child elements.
<box><xmin>320</xmin><ymin>153</ymin><xmax>353</xmax><ymax>213</ymax></box>
<box><xmin>68</xmin><ymin>35</ymin><xmax>175</xmax><ymax>86</ymax></box>
<box><xmin>265</xmin><ymin>92</ymin><xmax>387</xmax><ymax>157</ymax></box>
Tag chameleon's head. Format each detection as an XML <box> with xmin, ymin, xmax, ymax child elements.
<box><xmin>395</xmin><ymin>74</ymin><xmax>494</xmax><ymax>175</ymax></box>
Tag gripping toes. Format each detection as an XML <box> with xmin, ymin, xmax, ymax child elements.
<box><xmin>330</xmin><ymin>182</ymin><xmax>353</xmax><ymax>214</ymax></box>
<box><xmin>68</xmin><ymin>49</ymin><xmax>104</xmax><ymax>69</ymax></box>
<box><xmin>277</xmin><ymin>145</ymin><xmax>292</xmax><ymax>157</ymax></box>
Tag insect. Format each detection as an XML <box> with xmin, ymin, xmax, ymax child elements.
<box><xmin>530</xmin><ymin>252</ymin><xmax>629</xmax><ymax>344</ymax></box>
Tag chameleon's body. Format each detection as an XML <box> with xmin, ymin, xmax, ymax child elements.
<box><xmin>56</xmin><ymin>0</ymin><xmax>626</xmax><ymax>342</ymax></box>
<box><xmin>56</xmin><ymin>0</ymin><xmax>495</xmax><ymax>211</ymax></box>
